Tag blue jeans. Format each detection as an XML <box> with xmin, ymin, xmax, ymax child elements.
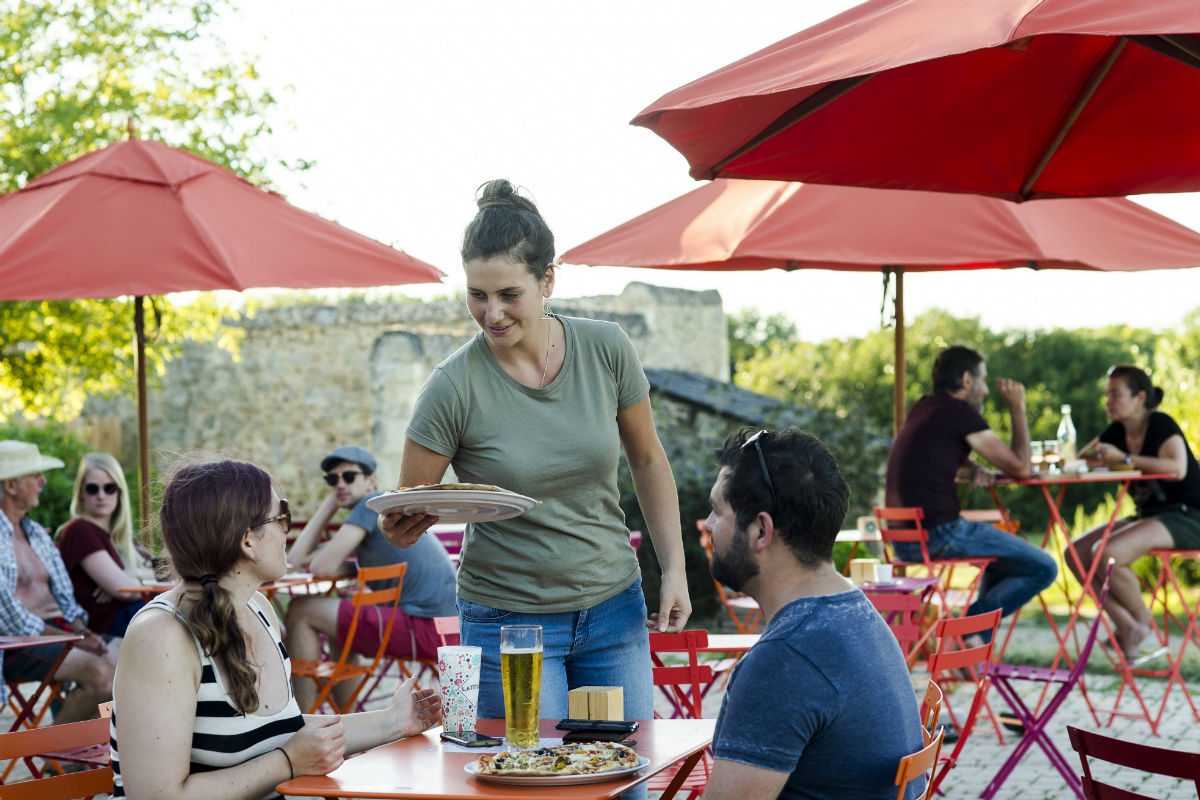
<box><xmin>458</xmin><ymin>578</ymin><xmax>654</xmax><ymax>721</ymax></box>
<box><xmin>894</xmin><ymin>517</ymin><xmax>1058</xmax><ymax>639</ymax></box>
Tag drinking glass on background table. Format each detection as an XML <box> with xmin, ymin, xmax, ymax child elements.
<box><xmin>500</xmin><ymin>624</ymin><xmax>542</xmax><ymax>748</ymax></box>
<box><xmin>1043</xmin><ymin>439</ymin><xmax>1062</xmax><ymax>472</ymax></box>
<box><xmin>1030</xmin><ymin>440</ymin><xmax>1044</xmax><ymax>473</ymax></box>
<box><xmin>437</xmin><ymin>645</ymin><xmax>482</xmax><ymax>733</ymax></box>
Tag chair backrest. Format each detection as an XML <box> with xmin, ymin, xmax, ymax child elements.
<box><xmin>1068</xmin><ymin>725</ymin><xmax>1200</xmax><ymax>799</ymax></box>
<box><xmin>920</xmin><ymin>679</ymin><xmax>943</xmax><ymax>746</ymax></box>
<box><xmin>434</xmin><ymin>615</ymin><xmax>461</xmax><ymax>646</ymax></box>
<box><xmin>629</xmin><ymin>529</ymin><xmax>643</xmax><ymax>551</ymax></box>
<box><xmin>895</xmin><ymin>726</ymin><xmax>945</xmax><ymax>800</ymax></box>
<box><xmin>0</xmin><ymin>715</ymin><xmax>114</xmax><ymax>800</ymax></box>
<box><xmin>430</xmin><ymin>524</ymin><xmax>465</xmax><ymax>556</ymax></box>
<box><xmin>649</xmin><ymin>629</ymin><xmax>714</xmax><ymax>720</ymax></box>
<box><xmin>335</xmin><ymin>562</ymin><xmax>408</xmax><ymax>675</ymax></box>
<box><xmin>873</xmin><ymin>507</ymin><xmax>934</xmax><ymax>563</ymax></box>
<box><xmin>868</xmin><ymin>592</ymin><xmax>924</xmax><ymax>656</ymax></box>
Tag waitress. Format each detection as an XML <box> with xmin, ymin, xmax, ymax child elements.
<box><xmin>381</xmin><ymin>179</ymin><xmax>690</xmax><ymax>726</ymax></box>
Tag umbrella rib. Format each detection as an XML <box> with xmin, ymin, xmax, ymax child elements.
<box><xmin>1128</xmin><ymin>34</ymin><xmax>1200</xmax><ymax>72</ymax></box>
<box><xmin>1018</xmin><ymin>38</ymin><xmax>1125</xmax><ymax>200</ymax></box>
<box><xmin>707</xmin><ymin>74</ymin><xmax>874</xmax><ymax>178</ymax></box>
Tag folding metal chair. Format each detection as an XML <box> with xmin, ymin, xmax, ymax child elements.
<box><xmin>291</xmin><ymin>562</ymin><xmax>407</xmax><ymax>713</ymax></box>
<box><xmin>981</xmin><ymin>561</ymin><xmax>1114</xmax><ymax>800</ymax></box>
<box><xmin>696</xmin><ymin>520</ymin><xmax>763</xmax><ymax>634</ymax></box>
<box><xmin>923</xmin><ymin>609</ymin><xmax>1002</xmax><ymax>795</ymax></box>
<box><xmin>874</xmin><ymin>507</ymin><xmax>996</xmax><ymax>620</ymax></box>
<box><xmin>868</xmin><ymin>592</ymin><xmax>935</xmax><ymax>668</ymax></box>
<box><xmin>919</xmin><ymin>679</ymin><xmax>943</xmax><ymax>746</ymax></box>
<box><xmin>894</xmin><ymin>727</ymin><xmax>944</xmax><ymax>800</ymax></box>
<box><xmin>0</xmin><ymin>713</ymin><xmax>112</xmax><ymax>800</ymax></box>
<box><xmin>21</xmin><ymin>701</ymin><xmax>113</xmax><ymax>780</ymax></box>
<box><xmin>356</xmin><ymin>613</ymin><xmax>461</xmax><ymax>710</ymax></box>
<box><xmin>648</xmin><ymin>630</ymin><xmax>714</xmax><ymax>800</ymax></box>
<box><xmin>1068</xmin><ymin>725</ymin><xmax>1200</xmax><ymax>799</ymax></box>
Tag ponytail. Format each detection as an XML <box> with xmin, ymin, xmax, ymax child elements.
<box><xmin>186</xmin><ymin>580</ymin><xmax>260</xmax><ymax>713</ymax></box>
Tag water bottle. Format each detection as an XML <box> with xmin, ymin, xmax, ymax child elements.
<box><xmin>1058</xmin><ymin>404</ymin><xmax>1077</xmax><ymax>463</ymax></box>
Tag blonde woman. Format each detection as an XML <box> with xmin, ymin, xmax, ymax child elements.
<box><xmin>57</xmin><ymin>453</ymin><xmax>151</xmax><ymax>636</ymax></box>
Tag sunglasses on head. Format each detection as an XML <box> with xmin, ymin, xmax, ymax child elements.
<box><xmin>323</xmin><ymin>470</ymin><xmax>364</xmax><ymax>487</ymax></box>
<box><xmin>84</xmin><ymin>482</ymin><xmax>119</xmax><ymax>496</ymax></box>
<box><xmin>252</xmin><ymin>498</ymin><xmax>291</xmax><ymax>532</ymax></box>
<box><xmin>741</xmin><ymin>429</ymin><xmax>777</xmax><ymax>505</ymax></box>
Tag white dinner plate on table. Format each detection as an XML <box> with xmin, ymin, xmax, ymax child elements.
<box><xmin>863</xmin><ymin>579</ymin><xmax>902</xmax><ymax>588</ymax></box>
<box><xmin>366</xmin><ymin>485</ymin><xmax>538</xmax><ymax>523</ymax></box>
<box><xmin>464</xmin><ymin>756</ymin><xmax>650</xmax><ymax>785</ymax></box>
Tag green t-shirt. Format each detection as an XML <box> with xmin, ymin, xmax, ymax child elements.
<box><xmin>406</xmin><ymin>315</ymin><xmax>649</xmax><ymax>613</ymax></box>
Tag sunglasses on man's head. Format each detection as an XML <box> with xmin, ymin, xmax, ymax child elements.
<box><xmin>253</xmin><ymin>498</ymin><xmax>291</xmax><ymax>532</ymax></box>
<box><xmin>741</xmin><ymin>429</ymin><xmax>777</xmax><ymax>505</ymax></box>
<box><xmin>323</xmin><ymin>470</ymin><xmax>363</xmax><ymax>487</ymax></box>
<box><xmin>84</xmin><ymin>482</ymin><xmax>119</xmax><ymax>496</ymax></box>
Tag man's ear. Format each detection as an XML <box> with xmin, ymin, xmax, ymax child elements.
<box><xmin>752</xmin><ymin>511</ymin><xmax>775</xmax><ymax>553</ymax></box>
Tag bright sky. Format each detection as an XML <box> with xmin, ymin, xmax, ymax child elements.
<box><xmin>222</xmin><ymin>0</ymin><xmax>1200</xmax><ymax>342</ymax></box>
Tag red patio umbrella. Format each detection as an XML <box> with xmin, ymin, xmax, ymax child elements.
<box><xmin>561</xmin><ymin>179</ymin><xmax>1200</xmax><ymax>432</ymax></box>
<box><xmin>632</xmin><ymin>0</ymin><xmax>1200</xmax><ymax>201</ymax></box>
<box><xmin>0</xmin><ymin>139</ymin><xmax>443</xmax><ymax>537</ymax></box>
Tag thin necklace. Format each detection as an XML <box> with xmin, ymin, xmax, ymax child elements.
<box><xmin>539</xmin><ymin>316</ymin><xmax>554</xmax><ymax>388</ymax></box>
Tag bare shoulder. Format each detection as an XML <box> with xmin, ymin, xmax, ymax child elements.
<box><xmin>250</xmin><ymin>590</ymin><xmax>282</xmax><ymax>627</ymax></box>
<box><xmin>120</xmin><ymin>600</ymin><xmax>198</xmax><ymax>675</ymax></box>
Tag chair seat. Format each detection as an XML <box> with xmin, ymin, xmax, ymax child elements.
<box><xmin>40</xmin><ymin>742</ymin><xmax>110</xmax><ymax>766</ymax></box>
<box><xmin>990</xmin><ymin>662</ymin><xmax>1070</xmax><ymax>684</ymax></box>
<box><xmin>291</xmin><ymin>659</ymin><xmax>373</xmax><ymax>681</ymax></box>
<box><xmin>647</xmin><ymin>756</ymin><xmax>710</xmax><ymax>794</ymax></box>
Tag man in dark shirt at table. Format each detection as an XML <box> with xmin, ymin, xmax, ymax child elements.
<box><xmin>698</xmin><ymin>428</ymin><xmax>924</xmax><ymax>800</ymax></box>
<box><xmin>885</xmin><ymin>345</ymin><xmax>1057</xmax><ymax>638</ymax></box>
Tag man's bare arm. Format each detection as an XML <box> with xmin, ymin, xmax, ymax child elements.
<box><xmin>966</xmin><ymin>377</ymin><xmax>1030</xmax><ymax>478</ymax></box>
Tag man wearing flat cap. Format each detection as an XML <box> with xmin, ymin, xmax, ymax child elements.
<box><xmin>0</xmin><ymin>440</ymin><xmax>118</xmax><ymax>723</ymax></box>
<box><xmin>286</xmin><ymin>445</ymin><xmax>456</xmax><ymax>712</ymax></box>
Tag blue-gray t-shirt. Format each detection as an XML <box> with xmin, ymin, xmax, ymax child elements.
<box><xmin>346</xmin><ymin>493</ymin><xmax>458</xmax><ymax>618</ymax></box>
<box><xmin>712</xmin><ymin>589</ymin><xmax>924</xmax><ymax>800</ymax></box>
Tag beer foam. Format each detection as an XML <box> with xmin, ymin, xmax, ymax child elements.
<box><xmin>500</xmin><ymin>647</ymin><xmax>543</xmax><ymax>654</ymax></box>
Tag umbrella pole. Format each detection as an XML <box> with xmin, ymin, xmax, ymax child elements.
<box><xmin>134</xmin><ymin>295</ymin><xmax>151</xmax><ymax>548</ymax></box>
<box><xmin>893</xmin><ymin>268</ymin><xmax>905</xmax><ymax>437</ymax></box>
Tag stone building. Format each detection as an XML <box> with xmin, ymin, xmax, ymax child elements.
<box><xmin>94</xmin><ymin>282</ymin><xmax>729</xmax><ymax>514</ymax></box>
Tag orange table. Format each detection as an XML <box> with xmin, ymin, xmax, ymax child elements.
<box><xmin>1</xmin><ymin>633</ymin><xmax>83</xmax><ymax>735</ymax></box>
<box><xmin>699</xmin><ymin>634</ymin><xmax>759</xmax><ymax>653</ymax></box>
<box><xmin>277</xmin><ymin>718</ymin><xmax>715</xmax><ymax>800</ymax></box>
<box><xmin>988</xmin><ymin>470</ymin><xmax>1173</xmax><ymax>725</ymax></box>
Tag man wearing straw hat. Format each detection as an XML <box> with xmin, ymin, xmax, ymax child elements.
<box><xmin>0</xmin><ymin>440</ymin><xmax>118</xmax><ymax>724</ymax></box>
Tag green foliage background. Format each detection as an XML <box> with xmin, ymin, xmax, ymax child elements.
<box><xmin>0</xmin><ymin>421</ymin><xmax>91</xmax><ymax>530</ymax></box>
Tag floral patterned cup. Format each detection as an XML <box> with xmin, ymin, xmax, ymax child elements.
<box><xmin>437</xmin><ymin>645</ymin><xmax>482</xmax><ymax>733</ymax></box>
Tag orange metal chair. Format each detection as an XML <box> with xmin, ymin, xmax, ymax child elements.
<box><xmin>696</xmin><ymin>520</ymin><xmax>763</xmax><ymax>634</ymax></box>
<box><xmin>1068</xmin><ymin>725</ymin><xmax>1200</xmax><ymax>799</ymax></box>
<box><xmin>291</xmin><ymin>562</ymin><xmax>407</xmax><ymax>713</ymax></box>
<box><xmin>648</xmin><ymin>630</ymin><xmax>715</xmax><ymax>800</ymax></box>
<box><xmin>0</xmin><ymin>713</ymin><xmax>112</xmax><ymax>800</ymax></box>
<box><xmin>919</xmin><ymin>679</ymin><xmax>944</xmax><ymax>746</ymax></box>
<box><xmin>356</xmin><ymin>614</ymin><xmax>460</xmax><ymax>711</ymax></box>
<box><xmin>874</xmin><ymin>507</ymin><xmax>996</xmax><ymax>620</ymax></box>
<box><xmin>924</xmin><ymin>609</ymin><xmax>1003</xmax><ymax>794</ymax></box>
<box><xmin>894</xmin><ymin>727</ymin><xmax>945</xmax><ymax>800</ymax></box>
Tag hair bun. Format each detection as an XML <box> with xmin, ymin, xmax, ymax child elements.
<box><xmin>476</xmin><ymin>178</ymin><xmax>540</xmax><ymax>216</ymax></box>
<box><xmin>1152</xmin><ymin>386</ymin><xmax>1165</xmax><ymax>407</ymax></box>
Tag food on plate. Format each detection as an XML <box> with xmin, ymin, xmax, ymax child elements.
<box><xmin>473</xmin><ymin>741</ymin><xmax>639</xmax><ymax>776</ymax></box>
<box><xmin>390</xmin><ymin>483</ymin><xmax>506</xmax><ymax>493</ymax></box>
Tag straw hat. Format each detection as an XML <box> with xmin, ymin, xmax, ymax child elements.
<box><xmin>0</xmin><ymin>441</ymin><xmax>66</xmax><ymax>481</ymax></box>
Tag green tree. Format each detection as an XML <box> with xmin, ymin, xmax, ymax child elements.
<box><xmin>727</xmin><ymin>308</ymin><xmax>798</xmax><ymax>373</ymax></box>
<box><xmin>0</xmin><ymin>0</ymin><xmax>304</xmax><ymax>420</ymax></box>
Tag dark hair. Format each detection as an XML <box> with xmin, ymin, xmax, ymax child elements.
<box><xmin>461</xmin><ymin>179</ymin><xmax>555</xmax><ymax>280</ymax></box>
<box><xmin>1107</xmin><ymin>365</ymin><xmax>1163</xmax><ymax>409</ymax></box>
<box><xmin>932</xmin><ymin>345</ymin><xmax>984</xmax><ymax>394</ymax></box>
<box><xmin>715</xmin><ymin>428</ymin><xmax>849</xmax><ymax>566</ymax></box>
<box><xmin>159</xmin><ymin>458</ymin><xmax>273</xmax><ymax>715</ymax></box>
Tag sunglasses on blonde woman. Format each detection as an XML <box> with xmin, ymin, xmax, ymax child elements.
<box><xmin>253</xmin><ymin>499</ymin><xmax>291</xmax><ymax>532</ymax></box>
<box><xmin>85</xmin><ymin>482</ymin><xmax>119</xmax><ymax>496</ymax></box>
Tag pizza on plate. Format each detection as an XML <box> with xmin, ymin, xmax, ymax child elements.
<box><xmin>391</xmin><ymin>483</ymin><xmax>505</xmax><ymax>493</ymax></box>
<box><xmin>473</xmin><ymin>742</ymin><xmax>640</xmax><ymax>776</ymax></box>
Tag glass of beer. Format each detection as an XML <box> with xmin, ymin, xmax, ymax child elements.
<box><xmin>500</xmin><ymin>624</ymin><xmax>542</xmax><ymax>748</ymax></box>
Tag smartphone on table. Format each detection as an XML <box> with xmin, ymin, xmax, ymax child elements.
<box><xmin>440</xmin><ymin>730</ymin><xmax>504</xmax><ymax>747</ymax></box>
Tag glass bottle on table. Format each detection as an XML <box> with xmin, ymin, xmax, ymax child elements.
<box><xmin>1058</xmin><ymin>404</ymin><xmax>1077</xmax><ymax>463</ymax></box>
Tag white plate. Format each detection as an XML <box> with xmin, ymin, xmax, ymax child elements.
<box><xmin>464</xmin><ymin>756</ymin><xmax>650</xmax><ymax>785</ymax></box>
<box><xmin>366</xmin><ymin>487</ymin><xmax>538</xmax><ymax>523</ymax></box>
<box><xmin>863</xmin><ymin>579</ymin><xmax>902</xmax><ymax>588</ymax></box>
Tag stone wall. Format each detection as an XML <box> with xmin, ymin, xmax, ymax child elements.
<box><xmin>94</xmin><ymin>282</ymin><xmax>728</xmax><ymax>515</ymax></box>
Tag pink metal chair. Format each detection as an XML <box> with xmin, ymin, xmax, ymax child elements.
<box><xmin>867</xmin><ymin>591</ymin><xmax>935</xmax><ymax>668</ymax></box>
<box><xmin>980</xmin><ymin>561</ymin><xmax>1115</xmax><ymax>800</ymax></box>
<box><xmin>1068</xmin><ymin>725</ymin><xmax>1200</xmax><ymax>799</ymax></box>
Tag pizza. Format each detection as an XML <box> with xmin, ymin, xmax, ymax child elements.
<box><xmin>473</xmin><ymin>742</ymin><xmax>640</xmax><ymax>776</ymax></box>
<box><xmin>391</xmin><ymin>483</ymin><xmax>505</xmax><ymax>493</ymax></box>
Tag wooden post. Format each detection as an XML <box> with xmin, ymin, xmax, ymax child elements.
<box><xmin>893</xmin><ymin>268</ymin><xmax>906</xmax><ymax>437</ymax></box>
<box><xmin>134</xmin><ymin>295</ymin><xmax>151</xmax><ymax>546</ymax></box>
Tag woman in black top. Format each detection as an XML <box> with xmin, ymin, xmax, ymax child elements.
<box><xmin>1066</xmin><ymin>365</ymin><xmax>1200</xmax><ymax>659</ymax></box>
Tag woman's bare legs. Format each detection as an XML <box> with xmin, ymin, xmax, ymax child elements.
<box><xmin>1065</xmin><ymin>519</ymin><xmax>1172</xmax><ymax>657</ymax></box>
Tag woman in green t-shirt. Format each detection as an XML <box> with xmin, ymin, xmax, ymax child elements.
<box><xmin>381</xmin><ymin>179</ymin><xmax>690</xmax><ymax>724</ymax></box>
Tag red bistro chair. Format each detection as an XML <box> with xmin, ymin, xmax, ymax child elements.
<box><xmin>648</xmin><ymin>630</ymin><xmax>715</xmax><ymax>800</ymax></box>
<box><xmin>1068</xmin><ymin>725</ymin><xmax>1200</xmax><ymax>799</ymax></box>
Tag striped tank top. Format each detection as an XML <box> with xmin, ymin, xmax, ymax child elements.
<box><xmin>110</xmin><ymin>593</ymin><xmax>305</xmax><ymax>799</ymax></box>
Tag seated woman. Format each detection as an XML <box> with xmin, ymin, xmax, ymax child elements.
<box><xmin>57</xmin><ymin>453</ymin><xmax>152</xmax><ymax>637</ymax></box>
<box><xmin>111</xmin><ymin>458</ymin><xmax>441</xmax><ymax>800</ymax></box>
<box><xmin>1067</xmin><ymin>365</ymin><xmax>1200</xmax><ymax>659</ymax></box>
